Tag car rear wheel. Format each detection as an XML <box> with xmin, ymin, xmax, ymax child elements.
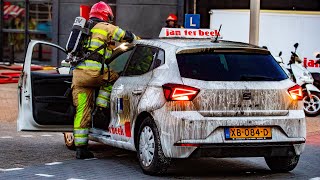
<box><xmin>303</xmin><ymin>92</ymin><xmax>320</xmax><ymax>117</ymax></box>
<box><xmin>63</xmin><ymin>132</ymin><xmax>76</xmax><ymax>150</ymax></box>
<box><xmin>265</xmin><ymin>155</ymin><xmax>300</xmax><ymax>172</ymax></box>
<box><xmin>137</xmin><ymin>117</ymin><xmax>170</xmax><ymax>175</ymax></box>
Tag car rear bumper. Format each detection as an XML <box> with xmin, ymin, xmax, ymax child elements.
<box><xmin>186</xmin><ymin>142</ymin><xmax>305</xmax><ymax>158</ymax></box>
<box><xmin>152</xmin><ymin>109</ymin><xmax>306</xmax><ymax>158</ymax></box>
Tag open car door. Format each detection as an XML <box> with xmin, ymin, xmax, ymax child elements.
<box><xmin>17</xmin><ymin>40</ymin><xmax>74</xmax><ymax>131</ymax></box>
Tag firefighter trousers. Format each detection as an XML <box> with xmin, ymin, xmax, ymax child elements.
<box><xmin>72</xmin><ymin>67</ymin><xmax>118</xmax><ymax>147</ymax></box>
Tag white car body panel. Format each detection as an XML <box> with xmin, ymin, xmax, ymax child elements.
<box><xmin>17</xmin><ymin>40</ymin><xmax>72</xmax><ymax>132</ymax></box>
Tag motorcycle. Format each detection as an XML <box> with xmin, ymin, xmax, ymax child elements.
<box><xmin>274</xmin><ymin>51</ymin><xmax>292</xmax><ymax>79</ymax></box>
<box><xmin>287</xmin><ymin>43</ymin><xmax>320</xmax><ymax>116</ymax></box>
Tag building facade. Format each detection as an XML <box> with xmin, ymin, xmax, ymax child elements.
<box><xmin>0</xmin><ymin>0</ymin><xmax>319</xmax><ymax>65</ymax></box>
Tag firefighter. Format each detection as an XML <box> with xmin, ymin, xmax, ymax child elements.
<box><xmin>165</xmin><ymin>14</ymin><xmax>183</xmax><ymax>28</ymax></box>
<box><xmin>72</xmin><ymin>1</ymin><xmax>138</xmax><ymax>159</ymax></box>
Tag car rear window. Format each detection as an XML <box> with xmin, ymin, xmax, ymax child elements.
<box><xmin>176</xmin><ymin>53</ymin><xmax>288</xmax><ymax>81</ymax></box>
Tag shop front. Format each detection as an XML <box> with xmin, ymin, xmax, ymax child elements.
<box><xmin>0</xmin><ymin>0</ymin><xmax>52</xmax><ymax>64</ymax></box>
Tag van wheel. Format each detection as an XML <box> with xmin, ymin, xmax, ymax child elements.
<box><xmin>137</xmin><ymin>117</ymin><xmax>170</xmax><ymax>175</ymax></box>
<box><xmin>265</xmin><ymin>155</ymin><xmax>300</xmax><ymax>172</ymax></box>
<box><xmin>63</xmin><ymin>132</ymin><xmax>76</xmax><ymax>151</ymax></box>
<box><xmin>303</xmin><ymin>92</ymin><xmax>320</xmax><ymax>117</ymax></box>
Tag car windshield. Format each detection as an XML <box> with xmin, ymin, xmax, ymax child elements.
<box><xmin>176</xmin><ymin>52</ymin><xmax>288</xmax><ymax>81</ymax></box>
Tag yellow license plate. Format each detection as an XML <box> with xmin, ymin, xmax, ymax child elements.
<box><xmin>225</xmin><ymin>127</ymin><xmax>272</xmax><ymax>140</ymax></box>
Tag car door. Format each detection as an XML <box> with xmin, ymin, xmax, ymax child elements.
<box><xmin>17</xmin><ymin>40</ymin><xmax>74</xmax><ymax>131</ymax></box>
<box><xmin>110</xmin><ymin>45</ymin><xmax>160</xmax><ymax>140</ymax></box>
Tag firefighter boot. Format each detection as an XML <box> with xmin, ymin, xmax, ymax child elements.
<box><xmin>93</xmin><ymin>107</ymin><xmax>110</xmax><ymax>129</ymax></box>
<box><xmin>76</xmin><ymin>146</ymin><xmax>94</xmax><ymax>159</ymax></box>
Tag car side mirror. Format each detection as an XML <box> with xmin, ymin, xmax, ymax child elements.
<box><xmin>279</xmin><ymin>51</ymin><xmax>282</xmax><ymax>57</ymax></box>
<box><xmin>294</xmin><ymin>43</ymin><xmax>299</xmax><ymax>49</ymax></box>
<box><xmin>316</xmin><ymin>54</ymin><xmax>320</xmax><ymax>59</ymax></box>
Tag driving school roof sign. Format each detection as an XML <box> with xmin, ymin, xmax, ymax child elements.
<box><xmin>159</xmin><ymin>28</ymin><xmax>222</xmax><ymax>39</ymax></box>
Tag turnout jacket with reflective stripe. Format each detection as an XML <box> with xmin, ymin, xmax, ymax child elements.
<box><xmin>88</xmin><ymin>22</ymin><xmax>136</xmax><ymax>59</ymax></box>
<box><xmin>77</xmin><ymin>22</ymin><xmax>137</xmax><ymax>71</ymax></box>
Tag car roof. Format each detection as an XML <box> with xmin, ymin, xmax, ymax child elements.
<box><xmin>154</xmin><ymin>39</ymin><xmax>260</xmax><ymax>48</ymax></box>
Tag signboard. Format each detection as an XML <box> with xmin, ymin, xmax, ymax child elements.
<box><xmin>159</xmin><ymin>28</ymin><xmax>221</xmax><ymax>39</ymax></box>
<box><xmin>184</xmin><ymin>14</ymin><xmax>200</xmax><ymax>29</ymax></box>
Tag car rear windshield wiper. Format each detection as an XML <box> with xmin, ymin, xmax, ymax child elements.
<box><xmin>240</xmin><ymin>75</ymin><xmax>280</xmax><ymax>81</ymax></box>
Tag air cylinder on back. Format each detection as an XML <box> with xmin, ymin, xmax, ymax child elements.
<box><xmin>66</xmin><ymin>16</ymin><xmax>87</xmax><ymax>54</ymax></box>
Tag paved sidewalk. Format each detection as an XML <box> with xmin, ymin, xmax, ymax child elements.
<box><xmin>0</xmin><ymin>83</ymin><xmax>18</xmax><ymax>123</ymax></box>
<box><xmin>306</xmin><ymin>116</ymin><xmax>320</xmax><ymax>136</ymax></box>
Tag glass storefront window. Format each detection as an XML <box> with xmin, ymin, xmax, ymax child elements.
<box><xmin>1</xmin><ymin>0</ymin><xmax>52</xmax><ymax>63</ymax></box>
<box><xmin>2</xmin><ymin>1</ymin><xmax>26</xmax><ymax>62</ymax></box>
<box><xmin>29</xmin><ymin>2</ymin><xmax>52</xmax><ymax>41</ymax></box>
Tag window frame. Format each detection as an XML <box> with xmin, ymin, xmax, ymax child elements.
<box><xmin>150</xmin><ymin>48</ymin><xmax>165</xmax><ymax>70</ymax></box>
<box><xmin>122</xmin><ymin>44</ymin><xmax>165</xmax><ymax>77</ymax></box>
<box><xmin>108</xmin><ymin>49</ymin><xmax>134</xmax><ymax>76</ymax></box>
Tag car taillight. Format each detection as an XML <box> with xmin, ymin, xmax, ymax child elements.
<box><xmin>162</xmin><ymin>83</ymin><xmax>200</xmax><ymax>101</ymax></box>
<box><xmin>288</xmin><ymin>85</ymin><xmax>303</xmax><ymax>100</ymax></box>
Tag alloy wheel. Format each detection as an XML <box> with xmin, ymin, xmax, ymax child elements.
<box><xmin>303</xmin><ymin>94</ymin><xmax>320</xmax><ymax>114</ymax></box>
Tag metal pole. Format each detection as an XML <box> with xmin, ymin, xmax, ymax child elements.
<box><xmin>193</xmin><ymin>0</ymin><xmax>196</xmax><ymax>14</ymax></box>
<box><xmin>249</xmin><ymin>0</ymin><xmax>260</xmax><ymax>45</ymax></box>
<box><xmin>0</xmin><ymin>0</ymin><xmax>4</xmax><ymax>63</ymax></box>
<box><xmin>177</xmin><ymin>0</ymin><xmax>184</xmax><ymax>27</ymax></box>
<box><xmin>185</xmin><ymin>0</ymin><xmax>189</xmax><ymax>14</ymax></box>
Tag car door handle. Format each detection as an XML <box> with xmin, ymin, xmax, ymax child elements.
<box><xmin>64</xmin><ymin>81</ymin><xmax>72</xmax><ymax>84</ymax></box>
<box><xmin>132</xmin><ymin>90</ymin><xmax>143</xmax><ymax>95</ymax></box>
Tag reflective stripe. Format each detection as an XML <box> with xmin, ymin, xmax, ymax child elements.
<box><xmin>98</xmin><ymin>95</ymin><xmax>109</xmax><ymax>101</ymax></box>
<box><xmin>112</xmin><ymin>28</ymin><xmax>125</xmax><ymax>41</ymax></box>
<box><xmin>89</xmin><ymin>39</ymin><xmax>104</xmax><ymax>47</ymax></box>
<box><xmin>74</xmin><ymin>134</ymin><xmax>88</xmax><ymax>138</ymax></box>
<box><xmin>77</xmin><ymin>60</ymin><xmax>107</xmax><ymax>71</ymax></box>
<box><xmin>74</xmin><ymin>128</ymin><xmax>89</xmax><ymax>135</ymax></box>
<box><xmin>74</xmin><ymin>93</ymin><xmax>87</xmax><ymax>127</ymax></box>
<box><xmin>103</xmin><ymin>85</ymin><xmax>113</xmax><ymax>92</ymax></box>
<box><xmin>87</xmin><ymin>47</ymin><xmax>105</xmax><ymax>56</ymax></box>
<box><xmin>91</xmin><ymin>28</ymin><xmax>108</xmax><ymax>37</ymax></box>
<box><xmin>75</xmin><ymin>142</ymin><xmax>87</xmax><ymax>146</ymax></box>
<box><xmin>97</xmin><ymin>94</ymin><xmax>110</xmax><ymax>101</ymax></box>
<box><xmin>87</xmin><ymin>47</ymin><xmax>112</xmax><ymax>59</ymax></box>
<box><xmin>74</xmin><ymin>137</ymin><xmax>88</xmax><ymax>145</ymax></box>
<box><xmin>98</xmin><ymin>90</ymin><xmax>110</xmax><ymax>99</ymax></box>
<box><xmin>96</xmin><ymin>98</ymin><xmax>109</xmax><ymax>108</ymax></box>
<box><xmin>104</xmin><ymin>49</ymin><xmax>112</xmax><ymax>59</ymax></box>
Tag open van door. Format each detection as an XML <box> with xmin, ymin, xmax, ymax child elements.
<box><xmin>17</xmin><ymin>40</ymin><xmax>74</xmax><ymax>131</ymax></box>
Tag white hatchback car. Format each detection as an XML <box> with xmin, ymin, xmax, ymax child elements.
<box><xmin>18</xmin><ymin>37</ymin><xmax>306</xmax><ymax>175</ymax></box>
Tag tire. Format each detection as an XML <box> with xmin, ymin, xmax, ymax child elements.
<box><xmin>137</xmin><ymin>117</ymin><xmax>171</xmax><ymax>175</ymax></box>
<box><xmin>303</xmin><ymin>92</ymin><xmax>320</xmax><ymax>117</ymax></box>
<box><xmin>63</xmin><ymin>132</ymin><xmax>76</xmax><ymax>151</ymax></box>
<box><xmin>265</xmin><ymin>155</ymin><xmax>300</xmax><ymax>172</ymax></box>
